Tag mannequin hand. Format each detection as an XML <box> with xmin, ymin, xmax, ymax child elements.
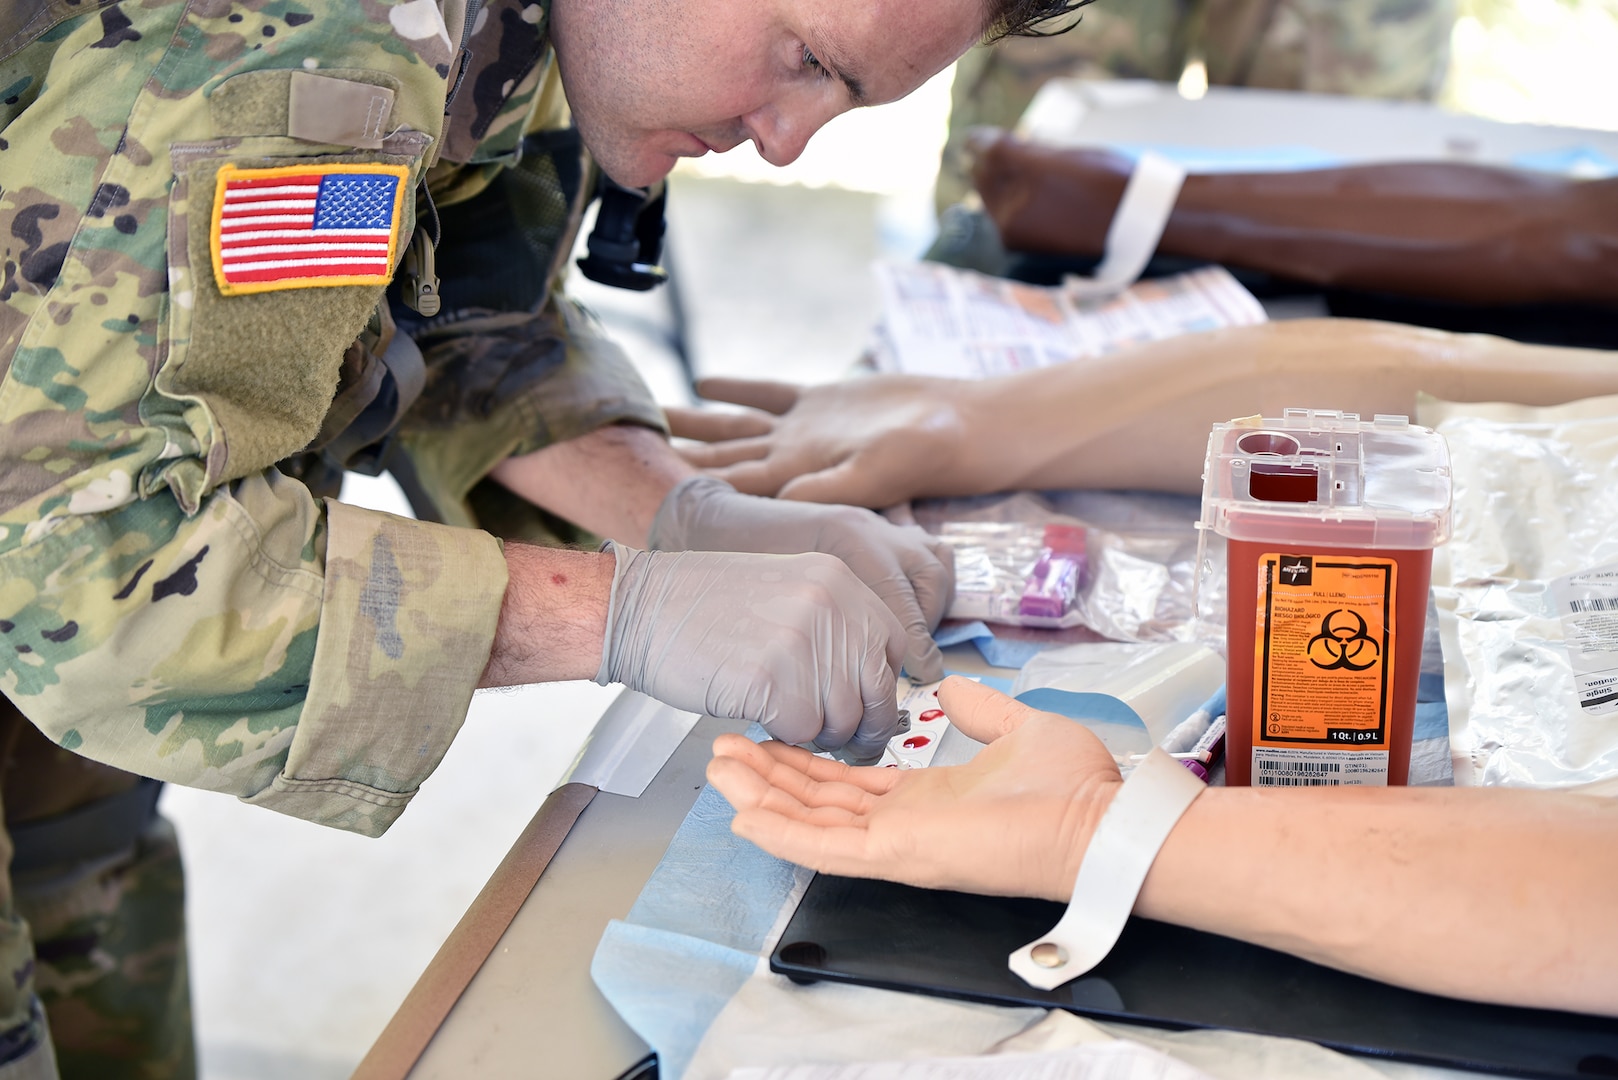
<box><xmin>597</xmin><ymin>544</ymin><xmax>906</xmax><ymax>761</ymax></box>
<box><xmin>664</xmin><ymin>375</ymin><xmax>974</xmax><ymax>508</ymax></box>
<box><xmin>707</xmin><ymin>677</ymin><xmax>1122</xmax><ymax>902</ymax></box>
<box><xmin>648</xmin><ymin>475</ymin><xmax>953</xmax><ymax>682</ymax></box>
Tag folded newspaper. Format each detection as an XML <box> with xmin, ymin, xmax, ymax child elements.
<box><xmin>869</xmin><ymin>261</ymin><xmax>1265</xmax><ymax>379</ymax></box>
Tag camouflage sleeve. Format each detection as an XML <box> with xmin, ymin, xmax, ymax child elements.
<box><xmin>0</xmin><ymin>1</ymin><xmax>509</xmax><ymax>837</ymax></box>
<box><xmin>515</xmin><ymin>296</ymin><xmax>670</xmax><ymax>451</ymax></box>
<box><xmin>395</xmin><ymin>57</ymin><xmax>667</xmax><ymax>530</ymax></box>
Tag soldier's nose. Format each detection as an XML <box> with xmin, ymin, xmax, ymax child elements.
<box><xmin>743</xmin><ymin>107</ymin><xmax>824</xmax><ymax>168</ymax></box>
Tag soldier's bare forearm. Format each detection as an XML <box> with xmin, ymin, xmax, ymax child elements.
<box><xmin>478</xmin><ymin>544</ymin><xmax>616</xmax><ymax>687</ymax></box>
<box><xmin>489</xmin><ymin>424</ymin><xmax>694</xmax><ymax>547</ymax></box>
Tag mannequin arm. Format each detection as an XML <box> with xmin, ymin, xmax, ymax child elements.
<box><xmin>669</xmin><ymin>319</ymin><xmax>1618</xmax><ymax>504</ymax></box>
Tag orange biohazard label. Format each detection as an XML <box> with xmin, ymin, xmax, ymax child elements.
<box><xmin>1252</xmin><ymin>553</ymin><xmax>1396</xmax><ymax>773</ymax></box>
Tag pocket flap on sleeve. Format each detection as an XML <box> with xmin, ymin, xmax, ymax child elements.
<box><xmin>209</xmin><ymin>68</ymin><xmax>402</xmax><ymax>150</ymax></box>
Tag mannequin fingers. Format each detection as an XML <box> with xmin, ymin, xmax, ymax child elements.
<box><xmin>675</xmin><ymin>435</ymin><xmax>774</xmax><ymax>469</ymax></box>
<box><xmin>756</xmin><ymin>781</ymin><xmax>864</xmax><ymax>828</ymax></box>
<box><xmin>748</xmin><ymin>737</ymin><xmax>905</xmax><ymax>795</ymax></box>
<box><xmin>729</xmin><ymin>806</ymin><xmax>883</xmax><ymax>877</ymax></box>
<box><xmin>694</xmin><ymin>376</ymin><xmax>802</xmax><ymax>416</ymax></box>
<box><xmin>936</xmin><ymin>676</ymin><xmax>1034</xmax><ymax>744</ymax></box>
<box><xmin>706</xmin><ymin>459</ymin><xmax>792</xmax><ymax>497</ymax></box>
<box><xmin>665</xmin><ymin>405</ymin><xmax>774</xmax><ymax>443</ymax></box>
<box><xmin>778</xmin><ymin>459</ymin><xmax>906</xmax><ymax>509</ymax></box>
<box><xmin>707</xmin><ymin>739</ymin><xmax>885</xmax><ymax>815</ymax></box>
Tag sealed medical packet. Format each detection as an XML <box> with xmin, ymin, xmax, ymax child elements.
<box><xmin>940</xmin><ymin>522</ymin><xmax>1089</xmax><ymax>628</ymax></box>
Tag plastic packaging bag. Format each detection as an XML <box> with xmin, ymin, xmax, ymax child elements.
<box><xmin>908</xmin><ymin>491</ymin><xmax>1205</xmax><ymax>644</ymax></box>
<box><xmin>1011</xmin><ymin>641</ymin><xmax>1224</xmax><ymax>746</ymax></box>
<box><xmin>940</xmin><ymin>521</ymin><xmax>1088</xmax><ymax>628</ymax></box>
<box><xmin>1420</xmin><ymin>393</ymin><xmax>1618</xmax><ymax>794</ymax></box>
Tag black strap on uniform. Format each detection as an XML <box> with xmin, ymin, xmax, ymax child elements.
<box><xmin>443</xmin><ymin>0</ymin><xmax>488</xmax><ymax>114</ymax></box>
<box><xmin>577</xmin><ymin>176</ymin><xmax>669</xmax><ymax>291</ymax></box>
<box><xmin>324</xmin><ymin>328</ymin><xmax>428</xmax><ymax>476</ymax></box>
<box><xmin>9</xmin><ymin>777</ymin><xmax>164</xmax><ymax>875</ymax></box>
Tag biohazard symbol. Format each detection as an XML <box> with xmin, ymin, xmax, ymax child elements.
<box><xmin>1306</xmin><ymin>609</ymin><xmax>1380</xmax><ymax>671</ymax></box>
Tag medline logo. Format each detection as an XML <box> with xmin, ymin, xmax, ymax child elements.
<box><xmin>1278</xmin><ymin>555</ymin><xmax>1313</xmax><ymax>586</ymax></box>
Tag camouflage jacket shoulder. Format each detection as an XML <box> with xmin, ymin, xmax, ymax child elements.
<box><xmin>0</xmin><ymin>0</ymin><xmax>660</xmax><ymax>837</ymax></box>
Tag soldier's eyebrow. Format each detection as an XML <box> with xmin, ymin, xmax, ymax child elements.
<box><xmin>808</xmin><ymin>29</ymin><xmax>869</xmax><ymax>106</ymax></box>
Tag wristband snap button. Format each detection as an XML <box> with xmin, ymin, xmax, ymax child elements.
<box><xmin>1030</xmin><ymin>942</ymin><xmax>1068</xmax><ymax>968</ymax></box>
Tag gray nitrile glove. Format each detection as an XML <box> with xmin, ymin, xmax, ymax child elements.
<box><xmin>648</xmin><ymin>476</ymin><xmax>953</xmax><ymax>683</ymax></box>
<box><xmin>596</xmin><ymin>543</ymin><xmax>907</xmax><ymax>761</ymax></box>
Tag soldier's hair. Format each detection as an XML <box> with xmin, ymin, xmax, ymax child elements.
<box><xmin>984</xmin><ymin>0</ymin><xmax>1097</xmax><ymax>42</ymax></box>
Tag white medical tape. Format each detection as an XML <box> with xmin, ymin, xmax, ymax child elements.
<box><xmin>1061</xmin><ymin>150</ymin><xmax>1187</xmax><ymax>301</ymax></box>
<box><xmin>1008</xmin><ymin>747</ymin><xmax>1205</xmax><ymax>990</ymax></box>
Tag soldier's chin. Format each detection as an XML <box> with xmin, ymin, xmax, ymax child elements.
<box><xmin>590</xmin><ymin>144</ymin><xmax>676</xmax><ymax>190</ymax></box>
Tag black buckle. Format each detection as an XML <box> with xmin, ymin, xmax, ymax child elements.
<box><xmin>577</xmin><ymin>177</ymin><xmax>668</xmax><ymax>291</ymax></box>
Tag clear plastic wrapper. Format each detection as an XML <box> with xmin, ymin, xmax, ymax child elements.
<box><xmin>940</xmin><ymin>521</ymin><xmax>1088</xmax><ymax>628</ymax></box>
<box><xmin>905</xmin><ymin>491</ymin><xmax>1204</xmax><ymax>643</ymax></box>
<box><xmin>1420</xmin><ymin>393</ymin><xmax>1618</xmax><ymax>794</ymax></box>
<box><xmin>1011</xmin><ymin>641</ymin><xmax>1224</xmax><ymax>744</ymax></box>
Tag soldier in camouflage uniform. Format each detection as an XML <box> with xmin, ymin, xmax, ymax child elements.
<box><xmin>0</xmin><ymin>0</ymin><xmax>1088</xmax><ymax>1074</ymax></box>
<box><xmin>938</xmin><ymin>0</ymin><xmax>1460</xmax><ymax>209</ymax></box>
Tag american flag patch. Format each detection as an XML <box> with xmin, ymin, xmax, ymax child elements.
<box><xmin>209</xmin><ymin>163</ymin><xmax>409</xmax><ymax>295</ymax></box>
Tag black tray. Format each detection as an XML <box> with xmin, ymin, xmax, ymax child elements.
<box><xmin>771</xmin><ymin>874</ymin><xmax>1618</xmax><ymax>1078</ymax></box>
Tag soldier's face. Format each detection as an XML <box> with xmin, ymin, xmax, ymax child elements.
<box><xmin>551</xmin><ymin>0</ymin><xmax>987</xmax><ymax>188</ymax></box>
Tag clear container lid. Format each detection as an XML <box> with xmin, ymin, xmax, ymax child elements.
<box><xmin>1200</xmin><ymin>409</ymin><xmax>1452</xmax><ymax>550</ymax></box>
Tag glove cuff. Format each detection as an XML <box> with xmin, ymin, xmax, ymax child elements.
<box><xmin>647</xmin><ymin>474</ymin><xmax>736</xmax><ymax>551</ymax></box>
<box><xmin>594</xmin><ymin>539</ymin><xmax>640</xmax><ymax>686</ymax></box>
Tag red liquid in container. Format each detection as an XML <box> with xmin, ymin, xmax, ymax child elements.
<box><xmin>1201</xmin><ymin>411</ymin><xmax>1451</xmax><ymax>788</ymax></box>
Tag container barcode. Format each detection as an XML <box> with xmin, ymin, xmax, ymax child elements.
<box><xmin>1256</xmin><ymin>775</ymin><xmax>1343</xmax><ymax>786</ymax></box>
<box><xmin>1570</xmin><ymin>597</ymin><xmax>1618</xmax><ymax>613</ymax></box>
<box><xmin>1257</xmin><ymin>760</ymin><xmax>1342</xmax><ymax>773</ymax></box>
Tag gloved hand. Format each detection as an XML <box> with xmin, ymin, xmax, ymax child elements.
<box><xmin>648</xmin><ymin>475</ymin><xmax>953</xmax><ymax>682</ymax></box>
<box><xmin>596</xmin><ymin>543</ymin><xmax>907</xmax><ymax>761</ymax></box>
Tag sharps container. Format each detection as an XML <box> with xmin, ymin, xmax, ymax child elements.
<box><xmin>1200</xmin><ymin>410</ymin><xmax>1451</xmax><ymax>787</ymax></box>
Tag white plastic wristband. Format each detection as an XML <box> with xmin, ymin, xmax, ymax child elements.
<box><xmin>1061</xmin><ymin>150</ymin><xmax>1186</xmax><ymax>301</ymax></box>
<box><xmin>1008</xmin><ymin>747</ymin><xmax>1205</xmax><ymax>990</ymax></box>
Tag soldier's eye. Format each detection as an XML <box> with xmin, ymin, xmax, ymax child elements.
<box><xmin>801</xmin><ymin>45</ymin><xmax>832</xmax><ymax>79</ymax></box>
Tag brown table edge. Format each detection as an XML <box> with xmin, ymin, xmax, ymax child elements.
<box><xmin>352</xmin><ymin>781</ymin><xmax>600</xmax><ymax>1080</ymax></box>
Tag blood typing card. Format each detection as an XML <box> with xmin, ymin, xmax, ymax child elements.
<box><xmin>811</xmin><ymin>678</ymin><xmax>980</xmax><ymax>769</ymax></box>
<box><xmin>879</xmin><ymin>679</ymin><xmax>954</xmax><ymax>769</ymax></box>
